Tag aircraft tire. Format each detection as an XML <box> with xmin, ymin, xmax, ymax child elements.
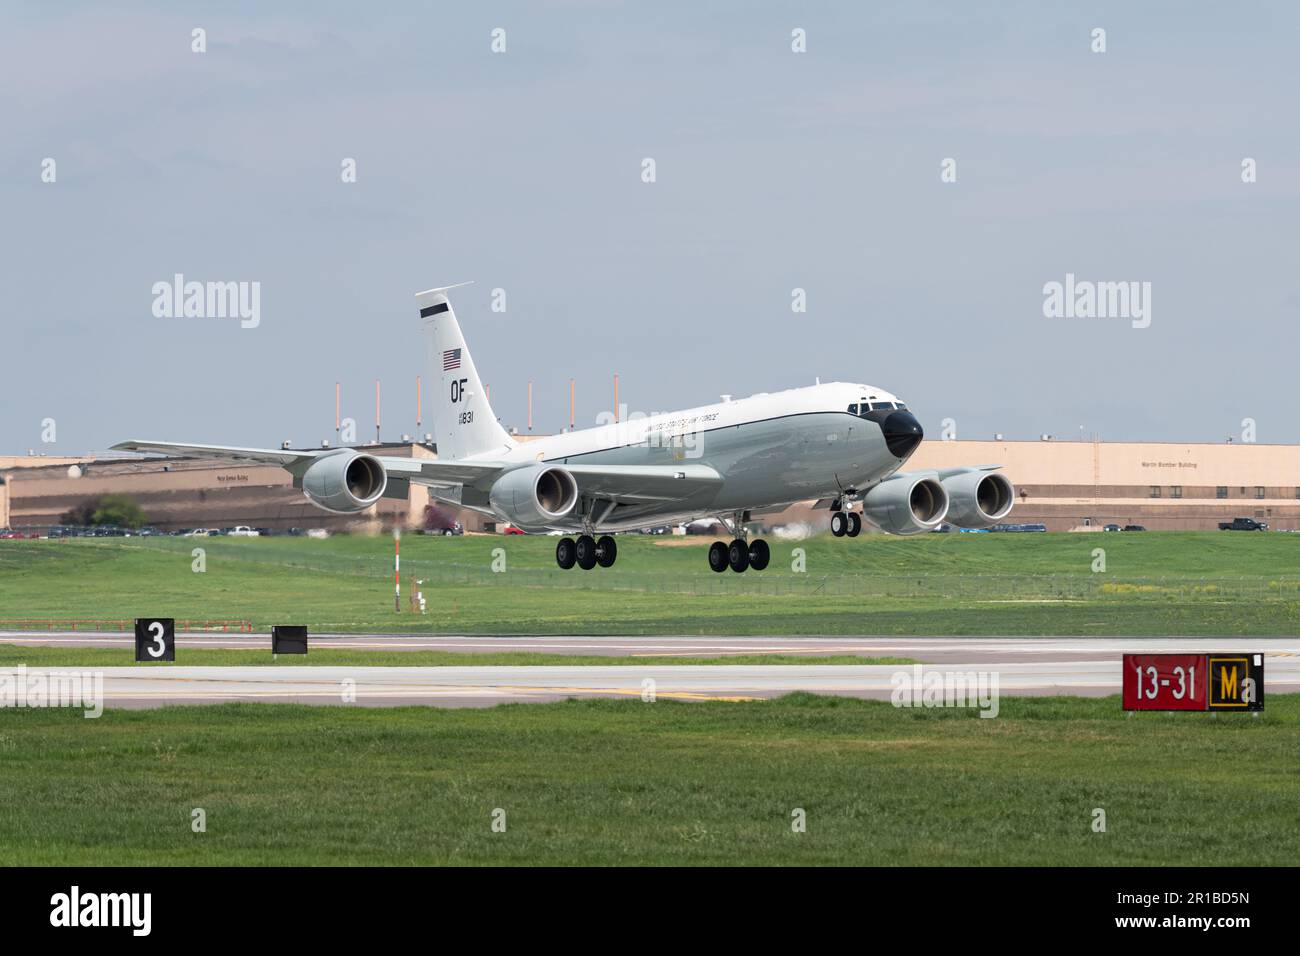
<box><xmin>727</xmin><ymin>538</ymin><xmax>750</xmax><ymax>573</ymax></box>
<box><xmin>708</xmin><ymin>541</ymin><xmax>729</xmax><ymax>573</ymax></box>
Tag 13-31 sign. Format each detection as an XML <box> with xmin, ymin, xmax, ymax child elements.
<box><xmin>1123</xmin><ymin>652</ymin><xmax>1263</xmax><ymax>711</ymax></box>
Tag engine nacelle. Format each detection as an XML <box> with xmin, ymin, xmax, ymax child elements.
<box><xmin>942</xmin><ymin>471</ymin><xmax>1015</xmax><ymax>529</ymax></box>
<box><xmin>861</xmin><ymin>475</ymin><xmax>949</xmax><ymax>536</ymax></box>
<box><xmin>488</xmin><ymin>464</ymin><xmax>579</xmax><ymax>529</ymax></box>
<box><xmin>301</xmin><ymin>452</ymin><xmax>387</xmax><ymax>514</ymax></box>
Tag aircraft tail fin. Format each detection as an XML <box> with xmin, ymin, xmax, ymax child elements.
<box><xmin>416</xmin><ymin>283</ymin><xmax>516</xmax><ymax>460</ymax></box>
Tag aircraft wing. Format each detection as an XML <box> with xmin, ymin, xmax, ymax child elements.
<box><xmin>930</xmin><ymin>464</ymin><xmax>1004</xmax><ymax>480</ymax></box>
<box><xmin>109</xmin><ymin>440</ymin><xmax>720</xmax><ymax>503</ymax></box>
<box><xmin>110</xmin><ymin>439</ymin><xmax>323</xmax><ymax>468</ymax></box>
<box><xmin>110</xmin><ymin>440</ymin><xmax>509</xmax><ymax>485</ymax></box>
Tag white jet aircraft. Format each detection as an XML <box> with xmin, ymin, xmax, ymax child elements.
<box><xmin>114</xmin><ymin>283</ymin><xmax>1014</xmax><ymax>572</ymax></box>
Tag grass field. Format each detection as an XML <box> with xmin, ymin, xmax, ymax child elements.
<box><xmin>1</xmin><ymin>532</ymin><xmax>1297</xmax><ymax>635</ymax></box>
<box><xmin>0</xmin><ymin>693</ymin><xmax>1294</xmax><ymax>865</ymax></box>
<box><xmin>0</xmin><ymin>645</ymin><xmax>914</xmax><ymax>668</ymax></box>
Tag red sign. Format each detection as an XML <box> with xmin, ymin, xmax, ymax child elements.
<box><xmin>1122</xmin><ymin>654</ymin><xmax>1207</xmax><ymax>711</ymax></box>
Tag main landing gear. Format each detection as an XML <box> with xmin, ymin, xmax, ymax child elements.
<box><xmin>555</xmin><ymin>534</ymin><xmax>617</xmax><ymax>570</ymax></box>
<box><xmin>708</xmin><ymin>511</ymin><xmax>771</xmax><ymax>573</ymax></box>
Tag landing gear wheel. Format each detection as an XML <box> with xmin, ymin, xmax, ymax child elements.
<box><xmin>748</xmin><ymin>538</ymin><xmax>770</xmax><ymax>571</ymax></box>
<box><xmin>847</xmin><ymin>513</ymin><xmax>862</xmax><ymax>538</ymax></box>
<box><xmin>596</xmin><ymin>535</ymin><xmax>617</xmax><ymax>568</ymax></box>
<box><xmin>575</xmin><ymin>534</ymin><xmax>598</xmax><ymax>570</ymax></box>
<box><xmin>708</xmin><ymin>541</ymin><xmax>729</xmax><ymax>573</ymax></box>
<box><xmin>831</xmin><ymin>512</ymin><xmax>848</xmax><ymax>537</ymax></box>
<box><xmin>555</xmin><ymin>537</ymin><xmax>576</xmax><ymax>570</ymax></box>
<box><xmin>727</xmin><ymin>538</ymin><xmax>750</xmax><ymax>573</ymax></box>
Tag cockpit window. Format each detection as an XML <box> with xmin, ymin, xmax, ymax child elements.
<box><xmin>895</xmin><ymin>403</ymin><xmax>906</xmax><ymax>410</ymax></box>
<box><xmin>871</xmin><ymin>401</ymin><xmax>895</xmax><ymax>411</ymax></box>
<box><xmin>848</xmin><ymin>403</ymin><xmax>859</xmax><ymax>415</ymax></box>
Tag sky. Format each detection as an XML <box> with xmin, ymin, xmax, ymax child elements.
<box><xmin>3</xmin><ymin>1</ymin><xmax>1298</xmax><ymax>455</ymax></box>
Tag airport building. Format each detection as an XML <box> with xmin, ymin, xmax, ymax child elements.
<box><xmin>907</xmin><ymin>439</ymin><xmax>1300</xmax><ymax>531</ymax></box>
<box><xmin>2</xmin><ymin>438</ymin><xmax>1298</xmax><ymax>533</ymax></box>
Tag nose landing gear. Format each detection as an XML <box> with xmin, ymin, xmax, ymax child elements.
<box><xmin>830</xmin><ymin>511</ymin><xmax>862</xmax><ymax>538</ymax></box>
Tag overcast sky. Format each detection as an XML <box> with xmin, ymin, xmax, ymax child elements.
<box><xmin>3</xmin><ymin>1</ymin><xmax>1298</xmax><ymax>455</ymax></box>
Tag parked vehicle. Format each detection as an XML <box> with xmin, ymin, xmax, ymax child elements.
<box><xmin>1219</xmin><ymin>517</ymin><xmax>1268</xmax><ymax>531</ymax></box>
<box><xmin>1103</xmin><ymin>524</ymin><xmax>1121</xmax><ymax>532</ymax></box>
<box><xmin>1122</xmin><ymin>524</ymin><xmax>1146</xmax><ymax>532</ymax></box>
<box><xmin>422</xmin><ymin>505</ymin><xmax>464</xmax><ymax>536</ymax></box>
<box><xmin>228</xmin><ymin>526</ymin><xmax>261</xmax><ymax>537</ymax></box>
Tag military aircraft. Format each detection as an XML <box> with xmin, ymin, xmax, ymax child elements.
<box><xmin>114</xmin><ymin>283</ymin><xmax>1014</xmax><ymax>572</ymax></box>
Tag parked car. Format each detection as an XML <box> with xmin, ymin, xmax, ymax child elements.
<box><xmin>1103</xmin><ymin>524</ymin><xmax>1121</xmax><ymax>532</ymax></box>
<box><xmin>228</xmin><ymin>526</ymin><xmax>261</xmax><ymax>537</ymax></box>
<box><xmin>1219</xmin><ymin>517</ymin><xmax>1268</xmax><ymax>531</ymax></box>
<box><xmin>1122</xmin><ymin>524</ymin><xmax>1146</xmax><ymax>532</ymax></box>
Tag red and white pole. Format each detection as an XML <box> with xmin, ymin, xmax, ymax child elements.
<box><xmin>394</xmin><ymin>527</ymin><xmax>401</xmax><ymax>613</ymax></box>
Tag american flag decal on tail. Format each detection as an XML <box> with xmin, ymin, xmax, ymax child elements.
<box><xmin>442</xmin><ymin>348</ymin><xmax>462</xmax><ymax>371</ymax></box>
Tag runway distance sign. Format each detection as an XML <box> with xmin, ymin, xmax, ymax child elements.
<box><xmin>134</xmin><ymin>618</ymin><xmax>176</xmax><ymax>662</ymax></box>
<box><xmin>1123</xmin><ymin>653</ymin><xmax>1205</xmax><ymax>711</ymax></box>
<box><xmin>1122</xmin><ymin>653</ymin><xmax>1264</xmax><ymax>712</ymax></box>
<box><xmin>272</xmin><ymin>625</ymin><xmax>308</xmax><ymax>655</ymax></box>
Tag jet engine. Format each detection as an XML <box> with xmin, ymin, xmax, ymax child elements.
<box><xmin>488</xmin><ymin>464</ymin><xmax>579</xmax><ymax>529</ymax></box>
<box><xmin>301</xmin><ymin>452</ymin><xmax>387</xmax><ymax>513</ymax></box>
<box><xmin>861</xmin><ymin>475</ymin><xmax>949</xmax><ymax>535</ymax></box>
<box><xmin>942</xmin><ymin>471</ymin><xmax>1015</xmax><ymax>529</ymax></box>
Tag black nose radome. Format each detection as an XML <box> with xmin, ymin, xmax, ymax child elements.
<box><xmin>881</xmin><ymin>410</ymin><xmax>923</xmax><ymax>458</ymax></box>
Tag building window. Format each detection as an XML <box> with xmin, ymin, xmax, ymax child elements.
<box><xmin>1217</xmin><ymin>486</ymin><xmax>1228</xmax><ymax>499</ymax></box>
<box><xmin>1149</xmin><ymin>486</ymin><xmax>1161</xmax><ymax>498</ymax></box>
<box><xmin>1256</xmin><ymin>486</ymin><xmax>1266</xmax><ymax>499</ymax></box>
<box><xmin>1295</xmin><ymin>487</ymin><xmax>1300</xmax><ymax>499</ymax></box>
<box><xmin>1170</xmin><ymin>486</ymin><xmax>1182</xmax><ymax>499</ymax></box>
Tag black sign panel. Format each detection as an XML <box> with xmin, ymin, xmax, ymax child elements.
<box><xmin>1207</xmin><ymin>653</ymin><xmax>1264</xmax><ymax>711</ymax></box>
<box><xmin>271</xmin><ymin>625</ymin><xmax>308</xmax><ymax>655</ymax></box>
<box><xmin>134</xmin><ymin>618</ymin><xmax>175</xmax><ymax>662</ymax></box>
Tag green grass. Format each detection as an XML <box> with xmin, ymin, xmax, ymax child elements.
<box><xmin>0</xmin><ymin>532</ymin><xmax>1297</xmax><ymax>635</ymax></box>
<box><xmin>0</xmin><ymin>693</ymin><xmax>1295</xmax><ymax>865</ymax></box>
<box><xmin>0</xmin><ymin>645</ymin><xmax>914</xmax><ymax>668</ymax></box>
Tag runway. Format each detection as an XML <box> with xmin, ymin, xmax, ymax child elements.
<box><xmin>1</xmin><ymin>633</ymin><xmax>1296</xmax><ymax>708</ymax></box>
<box><xmin>5</xmin><ymin>630</ymin><xmax>1300</xmax><ymax>663</ymax></box>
